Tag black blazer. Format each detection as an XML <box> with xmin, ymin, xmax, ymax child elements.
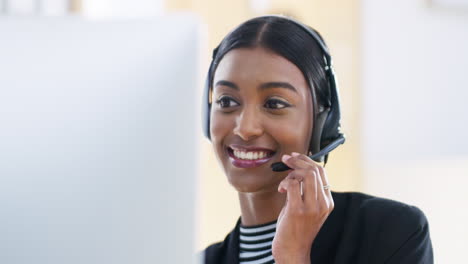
<box><xmin>202</xmin><ymin>192</ymin><xmax>433</xmax><ymax>264</ymax></box>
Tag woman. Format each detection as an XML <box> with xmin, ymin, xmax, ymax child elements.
<box><xmin>201</xmin><ymin>15</ymin><xmax>433</xmax><ymax>264</ymax></box>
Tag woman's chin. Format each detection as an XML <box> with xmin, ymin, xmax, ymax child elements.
<box><xmin>227</xmin><ymin>174</ymin><xmax>282</xmax><ymax>194</ymax></box>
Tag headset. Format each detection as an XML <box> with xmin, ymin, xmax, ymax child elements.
<box><xmin>202</xmin><ymin>15</ymin><xmax>345</xmax><ymax>172</ymax></box>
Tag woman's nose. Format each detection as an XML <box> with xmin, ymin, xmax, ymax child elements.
<box><xmin>233</xmin><ymin>107</ymin><xmax>263</xmax><ymax>141</ymax></box>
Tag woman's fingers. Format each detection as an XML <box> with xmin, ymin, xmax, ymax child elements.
<box><xmin>281</xmin><ymin>154</ymin><xmax>310</xmax><ymax>170</ymax></box>
<box><xmin>313</xmin><ymin>166</ymin><xmax>331</xmax><ymax>212</ymax></box>
<box><xmin>283</xmin><ymin>152</ymin><xmax>334</xmax><ymax>213</ymax></box>
<box><xmin>317</xmin><ymin>165</ymin><xmax>334</xmax><ymax>210</ymax></box>
<box><xmin>303</xmin><ymin>167</ymin><xmax>319</xmax><ymax>202</ymax></box>
<box><xmin>278</xmin><ymin>175</ymin><xmax>302</xmax><ymax>209</ymax></box>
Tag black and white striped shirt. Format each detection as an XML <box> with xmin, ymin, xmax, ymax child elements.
<box><xmin>239</xmin><ymin>220</ymin><xmax>277</xmax><ymax>264</ymax></box>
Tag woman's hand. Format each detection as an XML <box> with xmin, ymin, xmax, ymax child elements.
<box><xmin>272</xmin><ymin>152</ymin><xmax>334</xmax><ymax>264</ymax></box>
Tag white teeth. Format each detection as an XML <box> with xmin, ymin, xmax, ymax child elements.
<box><xmin>232</xmin><ymin>149</ymin><xmax>269</xmax><ymax>160</ymax></box>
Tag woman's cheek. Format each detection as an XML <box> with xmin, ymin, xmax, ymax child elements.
<box><xmin>210</xmin><ymin>112</ymin><xmax>232</xmax><ymax>144</ymax></box>
<box><xmin>270</xmin><ymin>115</ymin><xmax>311</xmax><ymax>151</ymax></box>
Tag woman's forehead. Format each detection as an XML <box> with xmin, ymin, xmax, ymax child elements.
<box><xmin>213</xmin><ymin>47</ymin><xmax>309</xmax><ymax>95</ymax></box>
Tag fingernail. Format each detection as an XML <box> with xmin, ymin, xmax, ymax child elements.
<box><xmin>291</xmin><ymin>152</ymin><xmax>300</xmax><ymax>157</ymax></box>
<box><xmin>282</xmin><ymin>154</ymin><xmax>291</xmax><ymax>162</ymax></box>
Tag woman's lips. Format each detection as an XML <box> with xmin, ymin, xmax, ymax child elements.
<box><xmin>226</xmin><ymin>146</ymin><xmax>275</xmax><ymax>168</ymax></box>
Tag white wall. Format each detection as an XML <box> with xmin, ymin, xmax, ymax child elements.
<box><xmin>361</xmin><ymin>0</ymin><xmax>468</xmax><ymax>262</ymax></box>
<box><xmin>81</xmin><ymin>0</ymin><xmax>163</xmax><ymax>18</ymax></box>
<box><xmin>1</xmin><ymin>0</ymin><xmax>70</xmax><ymax>15</ymax></box>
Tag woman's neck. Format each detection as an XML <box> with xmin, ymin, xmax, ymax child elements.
<box><xmin>238</xmin><ymin>189</ymin><xmax>286</xmax><ymax>226</ymax></box>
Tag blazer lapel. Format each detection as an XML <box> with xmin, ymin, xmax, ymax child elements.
<box><xmin>222</xmin><ymin>218</ymin><xmax>241</xmax><ymax>264</ymax></box>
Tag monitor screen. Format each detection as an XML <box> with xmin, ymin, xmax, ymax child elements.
<box><xmin>0</xmin><ymin>15</ymin><xmax>201</xmax><ymax>264</ymax></box>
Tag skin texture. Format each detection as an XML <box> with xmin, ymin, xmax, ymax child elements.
<box><xmin>210</xmin><ymin>47</ymin><xmax>334</xmax><ymax>264</ymax></box>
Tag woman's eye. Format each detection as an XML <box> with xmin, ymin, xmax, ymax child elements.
<box><xmin>264</xmin><ymin>98</ymin><xmax>290</xmax><ymax>109</ymax></box>
<box><xmin>215</xmin><ymin>96</ymin><xmax>239</xmax><ymax>108</ymax></box>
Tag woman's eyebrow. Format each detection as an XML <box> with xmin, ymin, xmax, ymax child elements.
<box><xmin>259</xmin><ymin>82</ymin><xmax>298</xmax><ymax>93</ymax></box>
<box><xmin>214</xmin><ymin>80</ymin><xmax>297</xmax><ymax>93</ymax></box>
<box><xmin>214</xmin><ymin>80</ymin><xmax>239</xmax><ymax>90</ymax></box>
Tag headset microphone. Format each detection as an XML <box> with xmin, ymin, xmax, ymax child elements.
<box><xmin>270</xmin><ymin>135</ymin><xmax>345</xmax><ymax>172</ymax></box>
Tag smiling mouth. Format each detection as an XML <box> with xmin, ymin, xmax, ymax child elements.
<box><xmin>226</xmin><ymin>146</ymin><xmax>276</xmax><ymax>168</ymax></box>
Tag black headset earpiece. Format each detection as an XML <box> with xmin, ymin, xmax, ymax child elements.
<box><xmin>202</xmin><ymin>47</ymin><xmax>219</xmax><ymax>140</ymax></box>
<box><xmin>321</xmin><ymin>62</ymin><xmax>342</xmax><ymax>144</ymax></box>
<box><xmin>201</xmin><ymin>16</ymin><xmax>345</xmax><ymax>171</ymax></box>
<box><xmin>309</xmin><ymin>108</ymin><xmax>329</xmax><ymax>159</ymax></box>
<box><xmin>202</xmin><ymin>67</ymin><xmax>213</xmax><ymax>140</ymax></box>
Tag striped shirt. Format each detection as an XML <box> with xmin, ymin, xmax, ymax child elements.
<box><xmin>239</xmin><ymin>220</ymin><xmax>277</xmax><ymax>264</ymax></box>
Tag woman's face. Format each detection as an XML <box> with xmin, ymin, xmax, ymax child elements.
<box><xmin>210</xmin><ymin>47</ymin><xmax>313</xmax><ymax>193</ymax></box>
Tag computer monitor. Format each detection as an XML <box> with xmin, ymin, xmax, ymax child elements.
<box><xmin>0</xmin><ymin>15</ymin><xmax>201</xmax><ymax>264</ymax></box>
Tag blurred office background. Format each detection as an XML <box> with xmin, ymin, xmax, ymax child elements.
<box><xmin>1</xmin><ymin>0</ymin><xmax>467</xmax><ymax>262</ymax></box>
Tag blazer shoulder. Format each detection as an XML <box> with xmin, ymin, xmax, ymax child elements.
<box><xmin>200</xmin><ymin>218</ymin><xmax>241</xmax><ymax>264</ymax></box>
<box><xmin>333</xmin><ymin>192</ymin><xmax>432</xmax><ymax>263</ymax></box>
<box><xmin>201</xmin><ymin>235</ymin><xmax>231</xmax><ymax>264</ymax></box>
<box><xmin>333</xmin><ymin>191</ymin><xmax>428</xmax><ymax>228</ymax></box>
